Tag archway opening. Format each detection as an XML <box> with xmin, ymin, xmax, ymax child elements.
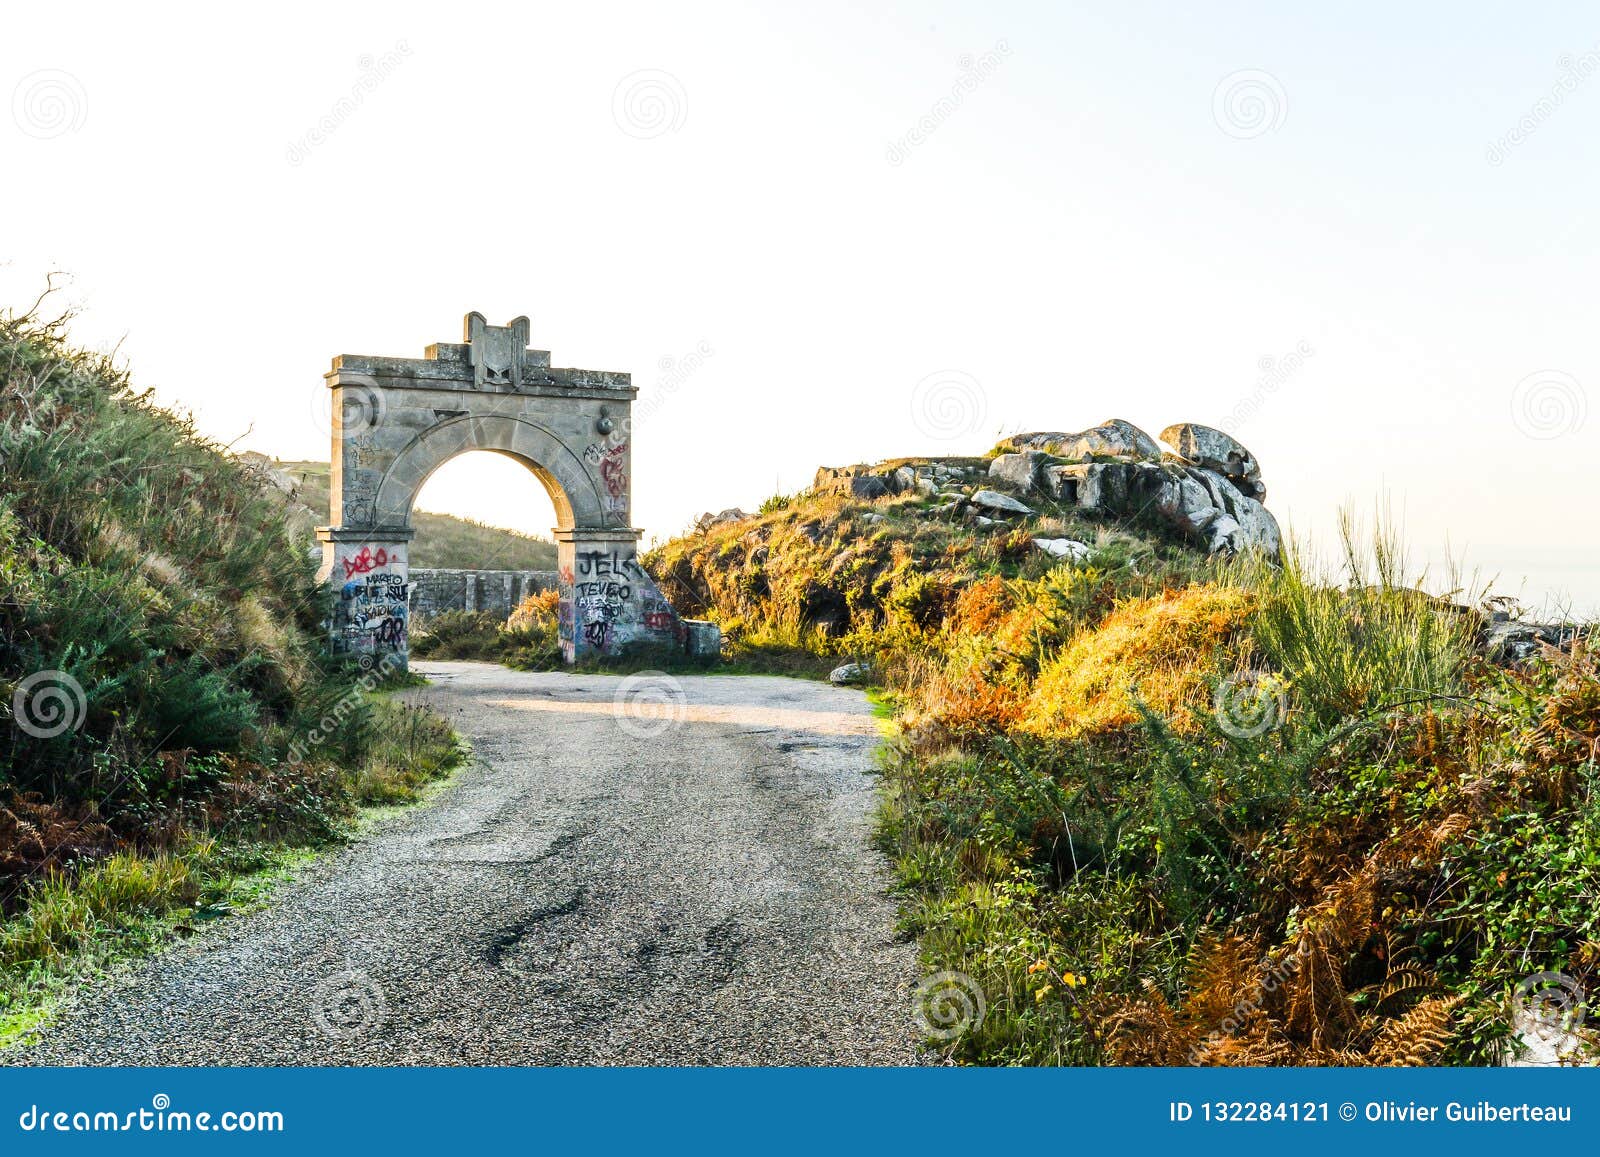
<box><xmin>409</xmin><ymin>450</ymin><xmax>560</xmax><ymax>572</ymax></box>
<box><xmin>402</xmin><ymin>451</ymin><xmax>563</xmax><ymax>633</ymax></box>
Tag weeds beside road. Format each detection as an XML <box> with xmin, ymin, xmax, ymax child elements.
<box><xmin>0</xmin><ymin>693</ymin><xmax>466</xmax><ymax>1048</ymax></box>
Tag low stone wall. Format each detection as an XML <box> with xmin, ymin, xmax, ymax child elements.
<box><xmin>409</xmin><ymin>568</ymin><xmax>559</xmax><ymax>622</ymax></box>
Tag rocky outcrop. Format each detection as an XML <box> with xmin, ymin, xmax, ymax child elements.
<box><xmin>1480</xmin><ymin>613</ymin><xmax>1581</xmax><ymax>663</ymax></box>
<box><xmin>814</xmin><ymin>459</ymin><xmax>987</xmax><ymax>500</ymax></box>
<box><xmin>1043</xmin><ymin>459</ymin><xmax>1280</xmax><ymax>556</ymax></box>
<box><xmin>695</xmin><ymin>508</ymin><xmax>751</xmax><ymax>533</ymax></box>
<box><xmin>970</xmin><ymin>489</ymin><xmax>1033</xmax><ymax>516</ymax></box>
<box><xmin>1160</xmin><ymin>423</ymin><xmax>1264</xmax><ymax>500</ymax></box>
<box><xmin>999</xmin><ymin>419</ymin><xmax>1162</xmax><ymax>463</ymax></box>
<box><xmin>811</xmin><ymin>422</ymin><xmax>1280</xmax><ymax>557</ymax></box>
<box><xmin>987</xmin><ymin>451</ymin><xmax>1047</xmax><ymax>495</ymax></box>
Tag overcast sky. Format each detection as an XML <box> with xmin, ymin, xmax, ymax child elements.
<box><xmin>5</xmin><ymin>2</ymin><xmax>1597</xmax><ymax>612</ymax></box>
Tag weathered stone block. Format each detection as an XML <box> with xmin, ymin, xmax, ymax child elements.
<box><xmin>988</xmin><ymin>451</ymin><xmax>1045</xmax><ymax>494</ymax></box>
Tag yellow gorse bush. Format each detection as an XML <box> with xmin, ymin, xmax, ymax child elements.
<box><xmin>1019</xmin><ymin>585</ymin><xmax>1255</xmax><ymax>738</ymax></box>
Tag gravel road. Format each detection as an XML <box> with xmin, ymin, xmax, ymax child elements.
<box><xmin>11</xmin><ymin>662</ymin><xmax>924</xmax><ymax>1065</ymax></box>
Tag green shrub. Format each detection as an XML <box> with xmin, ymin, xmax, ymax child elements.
<box><xmin>409</xmin><ymin>610</ymin><xmax>507</xmax><ymax>659</ymax></box>
<box><xmin>0</xmin><ymin>304</ymin><xmax>351</xmax><ymax>822</ymax></box>
<box><xmin>409</xmin><ymin>599</ymin><xmax>563</xmax><ymax>670</ymax></box>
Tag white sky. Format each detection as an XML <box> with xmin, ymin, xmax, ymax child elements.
<box><xmin>5</xmin><ymin>2</ymin><xmax>1597</xmax><ymax>613</ymax></box>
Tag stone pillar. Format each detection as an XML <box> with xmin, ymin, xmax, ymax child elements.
<box><xmin>316</xmin><ymin>528</ymin><xmax>414</xmax><ymax>672</ymax></box>
<box><xmin>555</xmin><ymin>527</ymin><xmax>647</xmax><ymax>662</ymax></box>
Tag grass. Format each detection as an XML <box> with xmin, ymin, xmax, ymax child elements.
<box><xmin>352</xmin><ymin>697</ymin><xmax>470</xmax><ymax>805</ymax></box>
<box><xmin>1240</xmin><ymin>511</ymin><xmax>1478</xmax><ymax>724</ymax></box>
<box><xmin>1021</xmin><ymin>585</ymin><xmax>1256</xmax><ymax>737</ymax></box>
<box><xmin>410</xmin><ymin>592</ymin><xmax>563</xmax><ymax>670</ymax></box>
<box><xmin>716</xmin><ymin>621</ymin><xmax>841</xmax><ymax>679</ymax></box>
<box><xmin>0</xmin><ymin>850</ymin><xmax>198</xmax><ymax>971</ymax></box>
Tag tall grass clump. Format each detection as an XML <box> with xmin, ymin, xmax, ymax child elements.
<box><xmin>0</xmin><ymin>851</ymin><xmax>199</xmax><ymax>970</ymax></box>
<box><xmin>352</xmin><ymin>699</ymin><xmax>467</xmax><ymax>804</ymax></box>
<box><xmin>1242</xmin><ymin>510</ymin><xmax>1477</xmax><ymax>724</ymax></box>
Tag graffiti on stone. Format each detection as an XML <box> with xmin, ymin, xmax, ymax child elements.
<box><xmin>599</xmin><ymin>444</ymin><xmax>627</xmax><ymax>499</ymax></box>
<box><xmin>342</xmin><ymin>545</ymin><xmax>399</xmax><ymax>579</ymax></box>
<box><xmin>331</xmin><ymin>543</ymin><xmax>409</xmax><ymax>659</ymax></box>
<box><xmin>583</xmin><ymin>441</ymin><xmax>629</xmax><ymax>518</ymax></box>
<box><xmin>575</xmin><ymin>550</ymin><xmax>647</xmax><ymax>582</ymax></box>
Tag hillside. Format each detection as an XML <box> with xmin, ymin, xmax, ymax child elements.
<box><xmin>646</xmin><ymin>419</ymin><xmax>1600</xmax><ymax>1066</ymax></box>
<box><xmin>261</xmin><ymin>459</ymin><xmax>557</xmax><ymax>571</ymax></box>
<box><xmin>0</xmin><ymin>306</ymin><xmax>461</xmax><ymax>1036</ymax></box>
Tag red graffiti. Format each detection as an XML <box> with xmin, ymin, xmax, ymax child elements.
<box><xmin>558</xmin><ymin>564</ymin><xmax>574</xmax><ymax>586</ymax></box>
<box><xmin>644</xmin><ymin>612</ymin><xmax>675</xmax><ymax>630</ymax></box>
<box><xmin>342</xmin><ymin>546</ymin><xmax>394</xmax><ymax>579</ymax></box>
<box><xmin>599</xmin><ymin>443</ymin><xmax>628</xmax><ymax>500</ymax></box>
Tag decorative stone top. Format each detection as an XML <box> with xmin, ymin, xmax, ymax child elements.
<box><xmin>327</xmin><ymin>311</ymin><xmax>633</xmax><ymax>394</ymax></box>
<box><xmin>465</xmin><ymin>312</ymin><xmax>529</xmax><ymax>389</ymax></box>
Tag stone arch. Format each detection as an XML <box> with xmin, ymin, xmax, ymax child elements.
<box><xmin>314</xmin><ymin>312</ymin><xmax>717</xmax><ymax>668</ymax></box>
<box><xmin>373</xmin><ymin>413</ymin><xmax>606</xmax><ymax>532</ymax></box>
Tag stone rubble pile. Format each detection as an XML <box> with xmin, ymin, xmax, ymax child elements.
<box><xmin>1480</xmin><ymin>612</ymin><xmax>1584</xmax><ymax>663</ymax></box>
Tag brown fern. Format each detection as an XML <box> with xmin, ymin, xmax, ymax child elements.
<box><xmin>1364</xmin><ymin>996</ymin><xmax>1460</xmax><ymax>1066</ymax></box>
<box><xmin>1103</xmin><ymin>814</ymin><xmax>1471</xmax><ymax>1066</ymax></box>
